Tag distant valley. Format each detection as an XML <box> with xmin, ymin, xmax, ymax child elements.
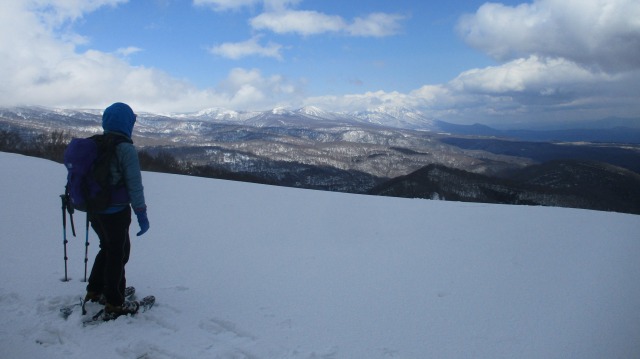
<box><xmin>1</xmin><ymin>105</ymin><xmax>639</xmax><ymax>214</ymax></box>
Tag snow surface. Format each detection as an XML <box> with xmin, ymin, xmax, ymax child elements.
<box><xmin>1</xmin><ymin>151</ymin><xmax>639</xmax><ymax>359</ymax></box>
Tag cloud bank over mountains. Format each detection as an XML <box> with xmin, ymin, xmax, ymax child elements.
<box><xmin>0</xmin><ymin>0</ymin><xmax>638</xmax><ymax>126</ymax></box>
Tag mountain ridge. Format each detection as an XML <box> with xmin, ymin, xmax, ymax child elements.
<box><xmin>3</xmin><ymin>104</ymin><xmax>639</xmax><ymax>143</ymax></box>
<box><xmin>369</xmin><ymin>160</ymin><xmax>640</xmax><ymax>214</ymax></box>
<box><xmin>2</xmin><ymin>105</ymin><xmax>640</xmax><ymax>214</ymax></box>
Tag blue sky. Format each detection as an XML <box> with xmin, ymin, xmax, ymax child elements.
<box><xmin>1</xmin><ymin>0</ymin><xmax>639</xmax><ymax>126</ymax></box>
<box><xmin>74</xmin><ymin>1</ymin><xmax>499</xmax><ymax>92</ymax></box>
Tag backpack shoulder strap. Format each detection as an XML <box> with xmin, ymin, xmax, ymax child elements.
<box><xmin>103</xmin><ymin>133</ymin><xmax>133</xmax><ymax>148</ymax></box>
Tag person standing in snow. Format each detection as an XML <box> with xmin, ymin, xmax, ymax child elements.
<box><xmin>84</xmin><ymin>102</ymin><xmax>150</xmax><ymax>316</ymax></box>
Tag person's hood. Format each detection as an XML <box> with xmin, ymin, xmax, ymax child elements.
<box><xmin>102</xmin><ymin>102</ymin><xmax>136</xmax><ymax>138</ymax></box>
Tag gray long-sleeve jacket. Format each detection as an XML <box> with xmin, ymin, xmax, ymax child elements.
<box><xmin>111</xmin><ymin>140</ymin><xmax>146</xmax><ymax>212</ymax></box>
<box><xmin>99</xmin><ymin>102</ymin><xmax>146</xmax><ymax>214</ymax></box>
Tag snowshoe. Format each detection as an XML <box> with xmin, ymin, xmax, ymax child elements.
<box><xmin>60</xmin><ymin>286</ymin><xmax>136</xmax><ymax>319</ymax></box>
<box><xmin>83</xmin><ymin>295</ymin><xmax>155</xmax><ymax>326</ymax></box>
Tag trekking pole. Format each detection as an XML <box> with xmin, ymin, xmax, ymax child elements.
<box><xmin>84</xmin><ymin>214</ymin><xmax>90</xmax><ymax>282</ymax></box>
<box><xmin>60</xmin><ymin>193</ymin><xmax>76</xmax><ymax>282</ymax></box>
<box><xmin>60</xmin><ymin>195</ymin><xmax>69</xmax><ymax>282</ymax></box>
<box><xmin>68</xmin><ymin>203</ymin><xmax>76</xmax><ymax>237</ymax></box>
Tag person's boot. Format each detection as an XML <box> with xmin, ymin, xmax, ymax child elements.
<box><xmin>104</xmin><ymin>300</ymin><xmax>139</xmax><ymax>319</ymax></box>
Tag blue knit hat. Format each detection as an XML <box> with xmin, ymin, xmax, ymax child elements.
<box><xmin>102</xmin><ymin>102</ymin><xmax>136</xmax><ymax>138</ymax></box>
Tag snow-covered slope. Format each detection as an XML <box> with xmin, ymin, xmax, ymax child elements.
<box><xmin>0</xmin><ymin>152</ymin><xmax>639</xmax><ymax>359</ymax></box>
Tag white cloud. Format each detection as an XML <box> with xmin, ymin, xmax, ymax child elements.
<box><xmin>24</xmin><ymin>0</ymin><xmax>127</xmax><ymax>26</ymax></box>
<box><xmin>250</xmin><ymin>10</ymin><xmax>346</xmax><ymax>35</ymax></box>
<box><xmin>449</xmin><ymin>56</ymin><xmax>609</xmax><ymax>94</ymax></box>
<box><xmin>0</xmin><ymin>1</ymin><xmax>305</xmax><ymax>112</ymax></box>
<box><xmin>218</xmin><ymin>68</ymin><xmax>304</xmax><ymax>109</ymax></box>
<box><xmin>116</xmin><ymin>46</ymin><xmax>143</xmax><ymax>57</ymax></box>
<box><xmin>446</xmin><ymin>0</ymin><xmax>640</xmax><ymax>124</ymax></box>
<box><xmin>305</xmin><ymin>90</ymin><xmax>416</xmax><ymax>113</ymax></box>
<box><xmin>305</xmin><ymin>54</ymin><xmax>640</xmax><ymax>125</ymax></box>
<box><xmin>251</xmin><ymin>10</ymin><xmax>405</xmax><ymax>37</ymax></box>
<box><xmin>347</xmin><ymin>13</ymin><xmax>405</xmax><ymax>37</ymax></box>
<box><xmin>197</xmin><ymin>0</ymin><xmax>405</xmax><ymax>37</ymax></box>
<box><xmin>209</xmin><ymin>36</ymin><xmax>284</xmax><ymax>60</ymax></box>
<box><xmin>192</xmin><ymin>0</ymin><xmax>260</xmax><ymax>12</ymax></box>
<box><xmin>457</xmin><ymin>0</ymin><xmax>640</xmax><ymax>72</ymax></box>
<box><xmin>1</xmin><ymin>0</ymin><xmax>638</xmax><ymax>126</ymax></box>
<box><xmin>426</xmin><ymin>57</ymin><xmax>640</xmax><ymax>123</ymax></box>
<box><xmin>262</xmin><ymin>0</ymin><xmax>301</xmax><ymax>12</ymax></box>
<box><xmin>193</xmin><ymin>0</ymin><xmax>300</xmax><ymax>12</ymax></box>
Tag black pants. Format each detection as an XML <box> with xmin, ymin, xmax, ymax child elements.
<box><xmin>86</xmin><ymin>207</ymin><xmax>131</xmax><ymax>306</ymax></box>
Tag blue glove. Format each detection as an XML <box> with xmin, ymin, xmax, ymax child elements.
<box><xmin>135</xmin><ymin>208</ymin><xmax>150</xmax><ymax>236</ymax></box>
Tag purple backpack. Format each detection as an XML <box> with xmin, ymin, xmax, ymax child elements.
<box><xmin>63</xmin><ymin>134</ymin><xmax>131</xmax><ymax>212</ymax></box>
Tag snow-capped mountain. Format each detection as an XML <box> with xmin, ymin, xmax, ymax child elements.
<box><xmin>2</xmin><ymin>104</ymin><xmax>639</xmax><ymax>214</ymax></box>
<box><xmin>163</xmin><ymin>105</ymin><xmax>440</xmax><ymax>130</ymax></box>
<box><xmin>297</xmin><ymin>105</ymin><xmax>330</xmax><ymax>117</ymax></box>
<box><xmin>171</xmin><ymin>107</ymin><xmax>259</xmax><ymax>123</ymax></box>
<box><xmin>295</xmin><ymin>106</ymin><xmax>350</xmax><ymax>122</ymax></box>
<box><xmin>348</xmin><ymin>106</ymin><xmax>437</xmax><ymax>129</ymax></box>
